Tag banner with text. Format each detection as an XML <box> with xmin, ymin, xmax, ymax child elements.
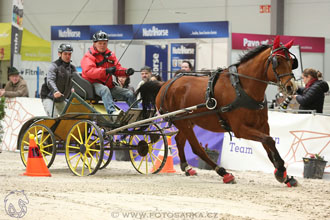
<box><xmin>10</xmin><ymin>0</ymin><xmax>24</xmax><ymax>67</ymax></box>
<box><xmin>232</xmin><ymin>33</ymin><xmax>325</xmax><ymax>53</ymax></box>
<box><xmin>145</xmin><ymin>45</ymin><xmax>168</xmax><ymax>81</ymax></box>
<box><xmin>221</xmin><ymin>111</ymin><xmax>330</xmax><ymax>178</ymax></box>
<box><xmin>51</xmin><ymin>21</ymin><xmax>229</xmax><ymax>41</ymax></box>
<box><xmin>171</xmin><ymin>43</ymin><xmax>196</xmax><ymax>74</ymax></box>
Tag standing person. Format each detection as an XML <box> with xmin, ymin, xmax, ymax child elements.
<box><xmin>136</xmin><ymin>66</ymin><xmax>152</xmax><ymax>99</ymax></box>
<box><xmin>293</xmin><ymin>68</ymin><xmax>329</xmax><ymax>113</ymax></box>
<box><xmin>150</xmin><ymin>73</ymin><xmax>162</xmax><ymax>82</ymax></box>
<box><xmin>0</xmin><ymin>67</ymin><xmax>28</xmax><ymax>97</ymax></box>
<box><xmin>180</xmin><ymin>60</ymin><xmax>193</xmax><ymax>72</ymax></box>
<box><xmin>81</xmin><ymin>30</ymin><xmax>136</xmax><ymax>115</ymax></box>
<box><xmin>116</xmin><ymin>75</ymin><xmax>134</xmax><ymax>93</ymax></box>
<box><xmin>174</xmin><ymin>60</ymin><xmax>193</xmax><ymax>77</ymax></box>
<box><xmin>136</xmin><ymin>66</ymin><xmax>152</xmax><ymax>90</ymax></box>
<box><xmin>42</xmin><ymin>43</ymin><xmax>77</xmax><ymax>117</ymax></box>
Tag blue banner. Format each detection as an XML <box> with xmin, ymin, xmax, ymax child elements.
<box><xmin>179</xmin><ymin>21</ymin><xmax>229</xmax><ymax>38</ymax></box>
<box><xmin>51</xmin><ymin>21</ymin><xmax>229</xmax><ymax>40</ymax></box>
<box><xmin>145</xmin><ymin>45</ymin><xmax>168</xmax><ymax>81</ymax></box>
<box><xmin>90</xmin><ymin>25</ymin><xmax>133</xmax><ymax>40</ymax></box>
<box><xmin>51</xmin><ymin>26</ymin><xmax>90</xmax><ymax>40</ymax></box>
<box><xmin>171</xmin><ymin>43</ymin><xmax>196</xmax><ymax>74</ymax></box>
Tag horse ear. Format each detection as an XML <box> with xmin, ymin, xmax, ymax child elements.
<box><xmin>273</xmin><ymin>36</ymin><xmax>280</xmax><ymax>50</ymax></box>
<box><xmin>284</xmin><ymin>40</ymin><xmax>294</xmax><ymax>49</ymax></box>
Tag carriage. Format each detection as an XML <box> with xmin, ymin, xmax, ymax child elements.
<box><xmin>17</xmin><ymin>72</ymin><xmax>172</xmax><ymax>176</ymax></box>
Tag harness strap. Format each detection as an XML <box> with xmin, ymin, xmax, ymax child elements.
<box><xmin>89</xmin><ymin>48</ymin><xmax>112</xmax><ymax>67</ymax></box>
<box><xmin>219</xmin><ymin>66</ymin><xmax>267</xmax><ymax>113</ymax></box>
<box><xmin>205</xmin><ymin>69</ymin><xmax>222</xmax><ymax>109</ymax></box>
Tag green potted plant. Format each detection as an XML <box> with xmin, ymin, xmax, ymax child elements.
<box><xmin>198</xmin><ymin>143</ymin><xmax>219</xmax><ymax>170</ymax></box>
<box><xmin>303</xmin><ymin>154</ymin><xmax>328</xmax><ymax>179</ymax></box>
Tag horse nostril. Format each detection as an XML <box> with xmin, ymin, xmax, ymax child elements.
<box><xmin>286</xmin><ymin>86</ymin><xmax>293</xmax><ymax>94</ymax></box>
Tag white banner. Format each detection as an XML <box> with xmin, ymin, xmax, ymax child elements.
<box><xmin>20</xmin><ymin>61</ymin><xmax>50</xmax><ymax>97</ymax></box>
<box><xmin>0</xmin><ymin>97</ymin><xmax>46</xmax><ymax>151</ymax></box>
<box><xmin>221</xmin><ymin>111</ymin><xmax>330</xmax><ymax>179</ymax></box>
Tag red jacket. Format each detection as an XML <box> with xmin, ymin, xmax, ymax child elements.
<box><xmin>81</xmin><ymin>46</ymin><xmax>127</xmax><ymax>88</ymax></box>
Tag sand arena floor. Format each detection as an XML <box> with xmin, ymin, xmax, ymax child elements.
<box><xmin>0</xmin><ymin>151</ymin><xmax>329</xmax><ymax>220</ymax></box>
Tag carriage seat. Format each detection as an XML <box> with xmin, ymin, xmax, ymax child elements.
<box><xmin>72</xmin><ymin>72</ymin><xmax>101</xmax><ymax>101</ymax></box>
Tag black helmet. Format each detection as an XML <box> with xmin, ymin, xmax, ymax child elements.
<box><xmin>92</xmin><ymin>30</ymin><xmax>108</xmax><ymax>42</ymax></box>
<box><xmin>58</xmin><ymin>43</ymin><xmax>73</xmax><ymax>53</ymax></box>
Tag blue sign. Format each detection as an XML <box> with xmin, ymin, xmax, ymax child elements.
<box><xmin>51</xmin><ymin>21</ymin><xmax>230</xmax><ymax>40</ymax></box>
<box><xmin>179</xmin><ymin>21</ymin><xmax>229</xmax><ymax>38</ymax></box>
<box><xmin>51</xmin><ymin>26</ymin><xmax>90</xmax><ymax>40</ymax></box>
<box><xmin>146</xmin><ymin>45</ymin><xmax>168</xmax><ymax>81</ymax></box>
<box><xmin>133</xmin><ymin>23</ymin><xmax>179</xmax><ymax>39</ymax></box>
<box><xmin>90</xmin><ymin>25</ymin><xmax>133</xmax><ymax>40</ymax></box>
<box><xmin>171</xmin><ymin>43</ymin><xmax>196</xmax><ymax>74</ymax></box>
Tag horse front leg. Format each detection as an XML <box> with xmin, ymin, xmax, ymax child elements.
<box><xmin>236</xmin><ymin>124</ymin><xmax>297</xmax><ymax>187</ymax></box>
<box><xmin>175</xmin><ymin>123</ymin><xmax>235</xmax><ymax>183</ymax></box>
<box><xmin>174</xmin><ymin>130</ymin><xmax>197</xmax><ymax>176</ymax></box>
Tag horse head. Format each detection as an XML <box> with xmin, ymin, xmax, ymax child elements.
<box><xmin>266</xmin><ymin>36</ymin><xmax>298</xmax><ymax>95</ymax></box>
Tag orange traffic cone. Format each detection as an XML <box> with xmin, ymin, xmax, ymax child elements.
<box><xmin>23</xmin><ymin>134</ymin><xmax>51</xmax><ymax>177</ymax></box>
<box><xmin>153</xmin><ymin>136</ymin><xmax>176</xmax><ymax>173</ymax></box>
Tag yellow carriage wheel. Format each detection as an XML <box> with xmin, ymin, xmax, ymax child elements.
<box><xmin>65</xmin><ymin>120</ymin><xmax>104</xmax><ymax>176</ymax></box>
<box><xmin>19</xmin><ymin>124</ymin><xmax>56</xmax><ymax>168</ymax></box>
<box><xmin>128</xmin><ymin>123</ymin><xmax>168</xmax><ymax>174</ymax></box>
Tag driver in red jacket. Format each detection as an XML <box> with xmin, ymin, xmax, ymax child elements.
<box><xmin>81</xmin><ymin>30</ymin><xmax>136</xmax><ymax>114</ymax></box>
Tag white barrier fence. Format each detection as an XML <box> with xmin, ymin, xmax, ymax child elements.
<box><xmin>1</xmin><ymin>98</ymin><xmax>329</xmax><ymax>180</ymax></box>
<box><xmin>221</xmin><ymin>111</ymin><xmax>330</xmax><ymax>179</ymax></box>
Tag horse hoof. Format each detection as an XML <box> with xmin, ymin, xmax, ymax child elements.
<box><xmin>185</xmin><ymin>168</ymin><xmax>197</xmax><ymax>176</ymax></box>
<box><xmin>223</xmin><ymin>173</ymin><xmax>235</xmax><ymax>184</ymax></box>
<box><xmin>274</xmin><ymin>168</ymin><xmax>287</xmax><ymax>183</ymax></box>
<box><xmin>285</xmin><ymin>176</ymin><xmax>298</xmax><ymax>187</ymax></box>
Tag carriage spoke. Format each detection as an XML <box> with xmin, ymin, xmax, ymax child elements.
<box><xmin>68</xmin><ymin>145</ymin><xmax>80</xmax><ymax>150</ymax></box>
<box><xmin>70</xmin><ymin>133</ymin><xmax>82</xmax><ymax>145</ymax></box>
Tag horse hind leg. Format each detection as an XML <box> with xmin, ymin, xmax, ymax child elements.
<box><xmin>176</xmin><ymin>123</ymin><xmax>235</xmax><ymax>183</ymax></box>
<box><xmin>175</xmin><ymin>130</ymin><xmax>197</xmax><ymax>176</ymax></box>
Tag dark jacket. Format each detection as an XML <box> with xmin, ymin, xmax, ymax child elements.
<box><xmin>81</xmin><ymin>46</ymin><xmax>127</xmax><ymax>89</ymax></box>
<box><xmin>296</xmin><ymin>80</ymin><xmax>329</xmax><ymax>113</ymax></box>
<box><xmin>3</xmin><ymin>76</ymin><xmax>29</xmax><ymax>97</ymax></box>
<box><xmin>47</xmin><ymin>58</ymin><xmax>76</xmax><ymax>102</ymax></box>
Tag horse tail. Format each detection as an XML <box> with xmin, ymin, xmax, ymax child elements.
<box><xmin>136</xmin><ymin>81</ymin><xmax>164</xmax><ymax>118</ymax></box>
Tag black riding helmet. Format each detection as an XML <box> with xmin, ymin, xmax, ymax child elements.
<box><xmin>92</xmin><ymin>30</ymin><xmax>108</xmax><ymax>42</ymax></box>
<box><xmin>58</xmin><ymin>43</ymin><xmax>73</xmax><ymax>53</ymax></box>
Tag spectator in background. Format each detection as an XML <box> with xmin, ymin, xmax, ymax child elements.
<box><xmin>136</xmin><ymin>66</ymin><xmax>152</xmax><ymax>99</ymax></box>
<box><xmin>181</xmin><ymin>60</ymin><xmax>193</xmax><ymax>72</ymax></box>
<box><xmin>150</xmin><ymin>73</ymin><xmax>162</xmax><ymax>82</ymax></box>
<box><xmin>136</xmin><ymin>66</ymin><xmax>152</xmax><ymax>90</ymax></box>
<box><xmin>42</xmin><ymin>43</ymin><xmax>76</xmax><ymax>117</ymax></box>
<box><xmin>116</xmin><ymin>75</ymin><xmax>134</xmax><ymax>93</ymax></box>
<box><xmin>293</xmin><ymin>68</ymin><xmax>329</xmax><ymax>113</ymax></box>
<box><xmin>174</xmin><ymin>60</ymin><xmax>193</xmax><ymax>77</ymax></box>
<box><xmin>81</xmin><ymin>30</ymin><xmax>136</xmax><ymax>115</ymax></box>
<box><xmin>0</xmin><ymin>67</ymin><xmax>28</xmax><ymax>97</ymax></box>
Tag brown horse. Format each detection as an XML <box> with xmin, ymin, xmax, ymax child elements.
<box><xmin>139</xmin><ymin>36</ymin><xmax>298</xmax><ymax>187</ymax></box>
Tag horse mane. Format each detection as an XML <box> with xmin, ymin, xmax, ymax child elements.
<box><xmin>236</xmin><ymin>44</ymin><xmax>271</xmax><ymax>65</ymax></box>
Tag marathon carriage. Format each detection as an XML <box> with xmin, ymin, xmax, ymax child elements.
<box><xmin>17</xmin><ymin>72</ymin><xmax>171</xmax><ymax>176</ymax></box>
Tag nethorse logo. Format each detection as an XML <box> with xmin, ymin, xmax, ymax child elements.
<box><xmin>58</xmin><ymin>28</ymin><xmax>81</xmax><ymax>38</ymax></box>
<box><xmin>142</xmin><ymin>26</ymin><xmax>169</xmax><ymax>37</ymax></box>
